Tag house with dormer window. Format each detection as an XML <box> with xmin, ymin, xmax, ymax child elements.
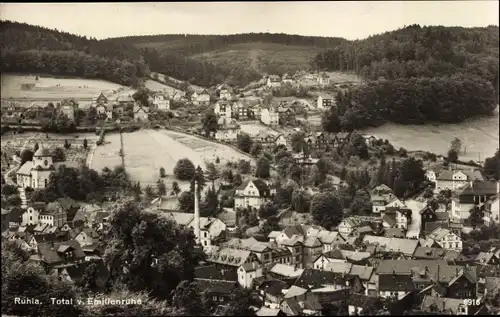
<box><xmin>234</xmin><ymin>179</ymin><xmax>271</xmax><ymax>209</ymax></box>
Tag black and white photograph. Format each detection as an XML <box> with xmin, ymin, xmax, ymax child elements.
<box><xmin>0</xmin><ymin>1</ymin><xmax>499</xmax><ymax>316</ymax></box>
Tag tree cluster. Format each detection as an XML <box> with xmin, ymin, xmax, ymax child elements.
<box><xmin>317</xmin><ymin>25</ymin><xmax>499</xmax><ymax>129</ymax></box>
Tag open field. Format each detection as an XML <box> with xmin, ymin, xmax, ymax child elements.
<box><xmin>1</xmin><ymin>132</ymin><xmax>97</xmax><ymax>173</ymax></box>
<box><xmin>1</xmin><ymin>74</ymin><xmax>127</xmax><ymax>107</ymax></box>
<box><xmin>91</xmin><ymin>129</ymin><xmax>254</xmax><ymax>192</ymax></box>
<box><xmin>192</xmin><ymin>42</ymin><xmax>322</xmax><ymax>74</ymax></box>
<box><xmin>362</xmin><ymin>108</ymin><xmax>500</xmax><ymax>162</ymax></box>
<box><xmin>90</xmin><ymin>133</ymin><xmax>123</xmax><ymax>173</ymax></box>
<box><xmin>144</xmin><ymin>79</ymin><xmax>184</xmax><ymax>96</ymax></box>
<box><xmin>239</xmin><ymin>122</ymin><xmax>279</xmax><ymax>137</ymax></box>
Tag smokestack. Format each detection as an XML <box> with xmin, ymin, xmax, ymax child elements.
<box><xmin>194</xmin><ymin>179</ymin><xmax>201</xmax><ymax>244</ymax></box>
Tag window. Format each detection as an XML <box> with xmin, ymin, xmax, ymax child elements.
<box><xmin>44</xmin><ymin>179</ymin><xmax>48</xmax><ymax>187</ymax></box>
<box><xmin>213</xmin><ymin>296</ymin><xmax>217</xmax><ymax>301</ymax></box>
<box><xmin>44</xmin><ymin>160</ymin><xmax>48</xmax><ymax>166</ymax></box>
<box><xmin>295</xmin><ymin>247</ymin><xmax>300</xmax><ymax>253</ymax></box>
<box><xmin>295</xmin><ymin>255</ymin><xmax>300</xmax><ymax>262</ymax></box>
<box><xmin>203</xmin><ymin>241</ymin><xmax>207</xmax><ymax>246</ymax></box>
<box><xmin>204</xmin><ymin>232</ymin><xmax>208</xmax><ymax>238</ymax></box>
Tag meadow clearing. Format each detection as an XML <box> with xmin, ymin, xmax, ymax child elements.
<box><xmin>239</xmin><ymin>122</ymin><xmax>279</xmax><ymax>137</ymax></box>
<box><xmin>362</xmin><ymin>108</ymin><xmax>500</xmax><ymax>161</ymax></box>
<box><xmin>90</xmin><ymin>129</ymin><xmax>254</xmax><ymax>193</ymax></box>
<box><xmin>0</xmin><ymin>74</ymin><xmax>128</xmax><ymax>108</ymax></box>
<box><xmin>144</xmin><ymin>79</ymin><xmax>184</xmax><ymax>96</ymax></box>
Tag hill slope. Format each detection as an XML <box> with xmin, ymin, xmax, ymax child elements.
<box><xmin>104</xmin><ymin>33</ymin><xmax>348</xmax><ymax>86</ymax></box>
<box><xmin>0</xmin><ymin>21</ymin><xmax>148</xmax><ymax>87</ymax></box>
<box><xmin>316</xmin><ymin>25</ymin><xmax>500</xmax><ymax>131</ymax></box>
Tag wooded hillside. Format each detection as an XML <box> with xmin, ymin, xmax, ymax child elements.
<box><xmin>0</xmin><ymin>21</ymin><xmax>149</xmax><ymax>87</ymax></box>
<box><xmin>318</xmin><ymin>25</ymin><xmax>500</xmax><ymax>130</ymax></box>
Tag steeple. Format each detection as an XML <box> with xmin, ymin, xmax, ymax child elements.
<box><xmin>193</xmin><ymin>179</ymin><xmax>201</xmax><ymax>244</ymax></box>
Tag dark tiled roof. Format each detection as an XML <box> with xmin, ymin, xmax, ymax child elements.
<box><xmin>195</xmin><ymin>279</ymin><xmax>238</xmax><ymax>294</ymax></box>
<box><xmin>37</xmin><ymin>239</ymin><xmax>85</xmax><ymax>265</ymax></box>
<box><xmin>294</xmin><ymin>268</ymin><xmax>357</xmax><ymax>290</ymax></box>
<box><xmin>378</xmin><ymin>274</ymin><xmax>415</xmax><ymax>291</ymax></box>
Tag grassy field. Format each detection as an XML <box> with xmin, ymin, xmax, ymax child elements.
<box><xmin>144</xmin><ymin>79</ymin><xmax>184</xmax><ymax>96</ymax></box>
<box><xmin>192</xmin><ymin>42</ymin><xmax>322</xmax><ymax>74</ymax></box>
<box><xmin>362</xmin><ymin>108</ymin><xmax>500</xmax><ymax>162</ymax></box>
<box><xmin>239</xmin><ymin>122</ymin><xmax>279</xmax><ymax>137</ymax></box>
<box><xmin>90</xmin><ymin>129</ymin><xmax>254</xmax><ymax>192</ymax></box>
<box><xmin>90</xmin><ymin>133</ymin><xmax>123</xmax><ymax>174</ymax></box>
<box><xmin>1</xmin><ymin>74</ymin><xmax>127</xmax><ymax>107</ymax></box>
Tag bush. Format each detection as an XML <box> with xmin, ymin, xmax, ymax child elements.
<box><xmin>173</xmin><ymin>158</ymin><xmax>196</xmax><ymax>181</ymax></box>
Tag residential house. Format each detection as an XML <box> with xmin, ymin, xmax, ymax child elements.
<box><xmin>267</xmin><ymin>75</ymin><xmax>282</xmax><ymax>88</ymax></box>
<box><xmin>269</xmin><ymin>264</ymin><xmax>304</xmax><ymax>283</ymax></box>
<box><xmin>238</xmin><ymin>262</ymin><xmax>263</xmax><ymax>289</ymax></box>
<box><xmin>302</xmin><ymin>236</ymin><xmax>323</xmax><ymax>268</ymax></box>
<box><xmin>96</xmin><ymin>103</ymin><xmax>114</xmax><ymax>121</ymax></box>
<box><xmin>375</xmin><ymin>259</ymin><xmax>479</xmax><ymax>300</ymax></box>
<box><xmin>451</xmin><ymin>181</ymin><xmax>500</xmax><ymax>223</ymax></box>
<box><xmin>313</xmin><ymin>249</ymin><xmax>372</xmax><ymax>270</ymax></box>
<box><xmin>205</xmin><ymin>247</ymin><xmax>260</xmax><ymax>277</ymax></box>
<box><xmin>361</xmin><ymin>235</ymin><xmax>419</xmax><ymax>257</ymax></box>
<box><xmin>74</xmin><ymin>228</ymin><xmax>99</xmax><ymax>247</ymax></box>
<box><xmin>165</xmin><ymin>212</ymin><xmax>226</xmax><ymax>248</ymax></box>
<box><xmin>220</xmin><ymin>89</ymin><xmax>233</xmax><ymax>100</ymax></box>
<box><xmin>381</xmin><ymin>207</ymin><xmax>412</xmax><ymax>230</ymax></box>
<box><xmin>59</xmin><ymin>99</ymin><xmax>78</xmax><ymax>121</ymax></box>
<box><xmin>413</xmin><ymin>247</ymin><xmax>467</xmax><ymax>263</ymax></box>
<box><xmin>475</xmin><ymin>251</ymin><xmax>500</xmax><ymax>266</ymax></box>
<box><xmin>31</xmin><ymin>239</ymin><xmax>86</xmax><ymax>271</ymax></box>
<box><xmin>232</xmin><ymin>102</ymin><xmax>253</xmax><ymax>120</ymax></box>
<box><xmin>58</xmin><ymin>259</ymin><xmax>109</xmax><ymax>290</ymax></box>
<box><xmin>215</xmin><ymin>117</ymin><xmax>240</xmax><ymax>142</ymax></box>
<box><xmin>133</xmin><ymin>103</ymin><xmax>149</xmax><ymax>122</ymax></box>
<box><xmin>282</xmin><ymin>73</ymin><xmax>294</xmax><ymax>84</ymax></box>
<box><xmin>294</xmin><ymin>268</ymin><xmax>365</xmax><ymax>297</ymax></box>
<box><xmin>16</xmin><ymin>145</ymin><xmax>55</xmax><ymax>189</ymax></box>
<box><xmin>214</xmin><ymin>101</ymin><xmax>233</xmax><ymax>119</ymax></box>
<box><xmin>234</xmin><ymin>179</ymin><xmax>271</xmax><ymax>209</ymax></box>
<box><xmin>427</xmin><ymin>227</ymin><xmax>463</xmax><ymax>252</ymax></box>
<box><xmin>260</xmin><ymin>107</ymin><xmax>279</xmax><ymax>126</ymax></box>
<box><xmin>317</xmin><ymin>73</ymin><xmax>330</xmax><ymax>86</ymax></box>
<box><xmin>91</xmin><ymin>92</ymin><xmax>108</xmax><ymax>107</ymax></box>
<box><xmin>257</xmin><ymin>279</ymin><xmax>289</xmax><ymax>309</ymax></box>
<box><xmin>420</xmin><ymin>295</ymin><xmax>486</xmax><ymax>315</ymax></box>
<box><xmin>316</xmin><ymin>93</ymin><xmax>334</xmax><ymax>110</ymax></box>
<box><xmin>193</xmin><ymin>89</ymin><xmax>210</xmax><ymax>105</ymax></box>
<box><xmin>428</xmin><ymin>169</ymin><xmax>485</xmax><ymax>191</ymax></box>
<box><xmin>311</xmin><ymin>230</ymin><xmax>345</xmax><ymax>253</ymax></box>
<box><xmin>332</xmin><ymin>132</ymin><xmax>350</xmax><ymax>148</ymax></box>
<box><xmin>195</xmin><ymin>279</ymin><xmax>239</xmax><ymax>304</ymax></box>
<box><xmin>115</xmin><ymin>94</ymin><xmax>134</xmax><ymax>105</ymax></box>
<box><xmin>151</xmin><ymin>93</ymin><xmax>170</xmax><ymax>110</ymax></box>
<box><xmin>347</xmin><ymin>293</ymin><xmax>382</xmax><ymax>316</ymax></box>
<box><xmin>338</xmin><ymin>217</ymin><xmax>370</xmax><ymax>237</ymax></box>
<box><xmin>483</xmin><ymin>194</ymin><xmax>500</xmax><ymax>225</ymax></box>
<box><xmin>277</xmin><ymin>105</ymin><xmax>296</xmax><ymax>123</ymax></box>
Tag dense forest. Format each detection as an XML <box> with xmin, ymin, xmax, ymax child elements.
<box><xmin>0</xmin><ymin>21</ymin><xmax>149</xmax><ymax>87</ymax></box>
<box><xmin>318</xmin><ymin>24</ymin><xmax>500</xmax><ymax>129</ymax></box>
<box><xmin>104</xmin><ymin>33</ymin><xmax>347</xmax><ymax>55</ymax></box>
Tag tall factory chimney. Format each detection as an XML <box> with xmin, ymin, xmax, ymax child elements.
<box><xmin>193</xmin><ymin>178</ymin><xmax>201</xmax><ymax>244</ymax></box>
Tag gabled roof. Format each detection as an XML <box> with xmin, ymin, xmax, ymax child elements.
<box><xmin>195</xmin><ymin>279</ymin><xmax>238</xmax><ymax>295</ymax></box>
<box><xmin>317</xmin><ymin>93</ymin><xmax>333</xmax><ymax>99</ymax></box>
<box><xmin>324</xmin><ymin>262</ymin><xmax>352</xmax><ymax>274</ymax></box>
<box><xmin>17</xmin><ymin>161</ymin><xmax>32</xmax><ymax>176</ymax></box>
<box><xmin>205</xmin><ymin>247</ymin><xmax>253</xmax><ymax>267</ymax></box>
<box><xmin>36</xmin><ymin>239</ymin><xmax>85</xmax><ymax>265</ymax></box>
<box><xmin>270</xmin><ymin>263</ymin><xmax>304</xmax><ymax>278</ymax></box>
<box><xmin>294</xmin><ymin>268</ymin><xmax>358</xmax><ymax>290</ymax></box>
<box><xmin>194</xmin><ymin>264</ymin><xmax>237</xmax><ymax>281</ymax></box>
<box><xmin>459</xmin><ymin>181</ymin><xmax>499</xmax><ymax>197</ymax></box>
<box><xmin>428</xmin><ymin>227</ymin><xmax>453</xmax><ymax>241</ymax></box>
<box><xmin>378</xmin><ymin>273</ymin><xmax>415</xmax><ymax>291</ymax></box>
<box><xmin>349</xmin><ymin>265</ymin><xmax>374</xmax><ymax>281</ymax></box>
<box><xmin>421</xmin><ymin>295</ymin><xmax>468</xmax><ymax>314</ymax></box>
<box><xmin>284</xmin><ymin>285</ymin><xmax>308</xmax><ymax>299</ymax></box>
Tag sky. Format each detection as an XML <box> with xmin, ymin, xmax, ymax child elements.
<box><xmin>0</xmin><ymin>1</ymin><xmax>498</xmax><ymax>40</ymax></box>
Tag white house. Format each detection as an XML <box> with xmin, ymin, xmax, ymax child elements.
<box><xmin>282</xmin><ymin>73</ymin><xmax>294</xmax><ymax>84</ymax></box>
<box><xmin>451</xmin><ymin>181</ymin><xmax>500</xmax><ymax>223</ymax></box>
<box><xmin>133</xmin><ymin>103</ymin><xmax>149</xmax><ymax>122</ymax></box>
<box><xmin>238</xmin><ymin>263</ymin><xmax>263</xmax><ymax>289</ymax></box>
<box><xmin>429</xmin><ymin>169</ymin><xmax>484</xmax><ymax>191</ymax></box>
<box><xmin>260</xmin><ymin>108</ymin><xmax>279</xmax><ymax>126</ymax></box>
<box><xmin>381</xmin><ymin>207</ymin><xmax>412</xmax><ymax>230</ymax></box>
<box><xmin>427</xmin><ymin>227</ymin><xmax>463</xmax><ymax>252</ymax></box>
<box><xmin>22</xmin><ymin>202</ymin><xmax>67</xmax><ymax>228</ymax></box>
<box><xmin>234</xmin><ymin>179</ymin><xmax>271</xmax><ymax>209</ymax></box>
<box><xmin>151</xmin><ymin>93</ymin><xmax>170</xmax><ymax>110</ymax></box>
<box><xmin>317</xmin><ymin>73</ymin><xmax>330</xmax><ymax>86</ymax></box>
<box><xmin>220</xmin><ymin>89</ymin><xmax>233</xmax><ymax>100</ymax></box>
<box><xmin>16</xmin><ymin>145</ymin><xmax>55</xmax><ymax>189</ymax></box>
<box><xmin>215</xmin><ymin>117</ymin><xmax>240</xmax><ymax>142</ymax></box>
<box><xmin>193</xmin><ymin>89</ymin><xmax>210</xmax><ymax>105</ymax></box>
<box><xmin>316</xmin><ymin>93</ymin><xmax>334</xmax><ymax>110</ymax></box>
<box><xmin>484</xmin><ymin>195</ymin><xmax>500</xmax><ymax>226</ymax></box>
<box><xmin>267</xmin><ymin>75</ymin><xmax>281</xmax><ymax>88</ymax></box>
<box><xmin>74</xmin><ymin>228</ymin><xmax>99</xmax><ymax>247</ymax></box>
<box><xmin>214</xmin><ymin>101</ymin><xmax>233</xmax><ymax>119</ymax></box>
<box><xmin>165</xmin><ymin>212</ymin><xmax>226</xmax><ymax>249</ymax></box>
<box><xmin>91</xmin><ymin>92</ymin><xmax>108</xmax><ymax>107</ymax></box>
<box><xmin>338</xmin><ymin>217</ymin><xmax>365</xmax><ymax>237</ymax></box>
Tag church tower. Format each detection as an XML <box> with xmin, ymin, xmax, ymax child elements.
<box><xmin>31</xmin><ymin>145</ymin><xmax>55</xmax><ymax>189</ymax></box>
<box><xmin>193</xmin><ymin>179</ymin><xmax>201</xmax><ymax>244</ymax></box>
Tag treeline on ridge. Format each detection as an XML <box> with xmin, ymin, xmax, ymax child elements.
<box><xmin>104</xmin><ymin>32</ymin><xmax>347</xmax><ymax>56</ymax></box>
<box><xmin>0</xmin><ymin>21</ymin><xmax>149</xmax><ymax>87</ymax></box>
<box><xmin>318</xmin><ymin>24</ymin><xmax>499</xmax><ymax>130</ymax></box>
